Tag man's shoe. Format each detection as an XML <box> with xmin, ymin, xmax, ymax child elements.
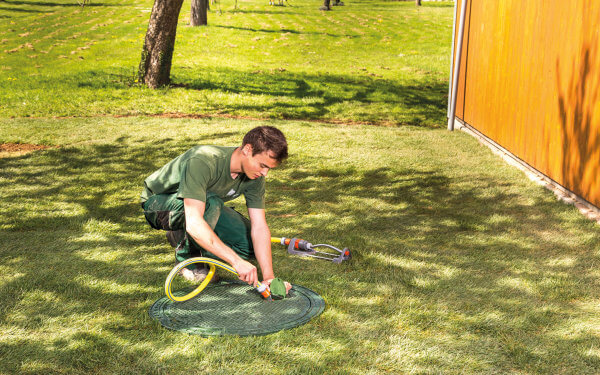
<box><xmin>177</xmin><ymin>265</ymin><xmax>220</xmax><ymax>283</ymax></box>
<box><xmin>178</xmin><ymin>267</ymin><xmax>209</xmax><ymax>282</ymax></box>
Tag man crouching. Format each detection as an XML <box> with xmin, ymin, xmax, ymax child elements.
<box><xmin>141</xmin><ymin>126</ymin><xmax>291</xmax><ymax>293</ymax></box>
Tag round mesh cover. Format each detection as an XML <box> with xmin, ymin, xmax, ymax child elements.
<box><xmin>149</xmin><ymin>280</ymin><xmax>325</xmax><ymax>336</ymax></box>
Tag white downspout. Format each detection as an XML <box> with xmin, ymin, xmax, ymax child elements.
<box><xmin>447</xmin><ymin>0</ymin><xmax>469</xmax><ymax>131</ymax></box>
<box><xmin>447</xmin><ymin>0</ymin><xmax>457</xmax><ymax>119</ymax></box>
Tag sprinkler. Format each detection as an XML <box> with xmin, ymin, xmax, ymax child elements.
<box><xmin>165</xmin><ymin>257</ymin><xmax>271</xmax><ymax>302</ymax></box>
<box><xmin>271</xmin><ymin>237</ymin><xmax>351</xmax><ymax>263</ymax></box>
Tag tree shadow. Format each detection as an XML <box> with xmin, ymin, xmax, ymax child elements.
<box><xmin>0</xmin><ymin>5</ymin><xmax>43</xmax><ymax>12</ymax></box>
<box><xmin>268</xmin><ymin>159</ymin><xmax>600</xmax><ymax>372</ymax></box>
<box><xmin>211</xmin><ymin>24</ymin><xmax>356</xmax><ymax>38</ymax></box>
<box><xmin>555</xmin><ymin>0</ymin><xmax>600</xmax><ymax>209</ymax></box>
<box><xmin>2</xmin><ymin>0</ymin><xmax>123</xmax><ymax>7</ymax></box>
<box><xmin>72</xmin><ymin>66</ymin><xmax>448</xmax><ymax>127</ymax></box>
<box><xmin>1</xmin><ymin>126</ymin><xmax>599</xmax><ymax>372</ymax></box>
<box><xmin>169</xmin><ymin>67</ymin><xmax>448</xmax><ymax>127</ymax></box>
<box><xmin>217</xmin><ymin>9</ymin><xmax>299</xmax><ymax>15</ymax></box>
<box><xmin>0</xmin><ymin>131</ymin><xmax>246</xmax><ymax>372</ymax></box>
<box><xmin>420</xmin><ymin>2</ymin><xmax>455</xmax><ymax>8</ymax></box>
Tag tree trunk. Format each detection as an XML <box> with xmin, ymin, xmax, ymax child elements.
<box><xmin>190</xmin><ymin>0</ymin><xmax>208</xmax><ymax>26</ymax></box>
<box><xmin>138</xmin><ymin>0</ymin><xmax>184</xmax><ymax>88</ymax></box>
<box><xmin>415</xmin><ymin>0</ymin><xmax>422</xmax><ymax>5</ymax></box>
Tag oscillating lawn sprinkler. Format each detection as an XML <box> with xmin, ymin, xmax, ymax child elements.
<box><xmin>271</xmin><ymin>237</ymin><xmax>351</xmax><ymax>263</ymax></box>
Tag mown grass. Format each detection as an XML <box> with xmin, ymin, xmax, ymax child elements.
<box><xmin>1</xmin><ymin>118</ymin><xmax>600</xmax><ymax>374</ymax></box>
<box><xmin>0</xmin><ymin>0</ymin><xmax>452</xmax><ymax>125</ymax></box>
<box><xmin>2</xmin><ymin>0</ymin><xmax>600</xmax><ymax>374</ymax></box>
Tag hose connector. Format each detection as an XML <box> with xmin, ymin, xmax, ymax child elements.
<box><xmin>256</xmin><ymin>283</ymin><xmax>272</xmax><ymax>299</ymax></box>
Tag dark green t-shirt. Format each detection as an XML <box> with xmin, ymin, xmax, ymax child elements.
<box><xmin>141</xmin><ymin>145</ymin><xmax>265</xmax><ymax>209</ymax></box>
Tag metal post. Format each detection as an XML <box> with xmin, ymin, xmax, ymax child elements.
<box><xmin>447</xmin><ymin>0</ymin><xmax>469</xmax><ymax>131</ymax></box>
<box><xmin>447</xmin><ymin>0</ymin><xmax>457</xmax><ymax>119</ymax></box>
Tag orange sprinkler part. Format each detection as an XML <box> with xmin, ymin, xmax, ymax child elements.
<box><xmin>271</xmin><ymin>237</ymin><xmax>351</xmax><ymax>264</ymax></box>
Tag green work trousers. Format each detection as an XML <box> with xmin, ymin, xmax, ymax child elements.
<box><xmin>142</xmin><ymin>193</ymin><xmax>254</xmax><ymax>268</ymax></box>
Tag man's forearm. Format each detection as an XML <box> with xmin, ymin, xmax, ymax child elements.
<box><xmin>252</xmin><ymin>226</ymin><xmax>274</xmax><ymax>281</ymax></box>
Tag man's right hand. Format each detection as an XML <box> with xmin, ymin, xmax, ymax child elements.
<box><xmin>232</xmin><ymin>258</ymin><xmax>258</xmax><ymax>286</ymax></box>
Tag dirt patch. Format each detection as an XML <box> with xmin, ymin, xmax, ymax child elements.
<box><xmin>0</xmin><ymin>143</ymin><xmax>53</xmax><ymax>157</ymax></box>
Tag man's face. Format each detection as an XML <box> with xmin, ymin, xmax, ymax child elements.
<box><xmin>241</xmin><ymin>145</ymin><xmax>279</xmax><ymax>179</ymax></box>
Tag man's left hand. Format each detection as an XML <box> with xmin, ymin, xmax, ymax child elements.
<box><xmin>263</xmin><ymin>278</ymin><xmax>292</xmax><ymax>295</ymax></box>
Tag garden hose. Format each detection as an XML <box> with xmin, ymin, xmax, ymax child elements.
<box><xmin>271</xmin><ymin>236</ymin><xmax>312</xmax><ymax>250</ymax></box>
<box><xmin>165</xmin><ymin>257</ymin><xmax>270</xmax><ymax>302</ymax></box>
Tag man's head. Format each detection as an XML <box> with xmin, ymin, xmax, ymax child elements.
<box><xmin>240</xmin><ymin>126</ymin><xmax>288</xmax><ymax>179</ymax></box>
<box><xmin>242</xmin><ymin>126</ymin><xmax>288</xmax><ymax>162</ymax></box>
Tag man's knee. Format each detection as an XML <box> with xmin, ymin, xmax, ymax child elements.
<box><xmin>142</xmin><ymin>193</ymin><xmax>185</xmax><ymax>230</ymax></box>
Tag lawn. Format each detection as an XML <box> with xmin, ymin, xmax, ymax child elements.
<box><xmin>0</xmin><ymin>0</ymin><xmax>452</xmax><ymax>125</ymax></box>
<box><xmin>2</xmin><ymin>118</ymin><xmax>600</xmax><ymax>374</ymax></box>
<box><xmin>2</xmin><ymin>0</ymin><xmax>600</xmax><ymax>374</ymax></box>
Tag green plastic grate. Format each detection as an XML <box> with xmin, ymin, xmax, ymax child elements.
<box><xmin>149</xmin><ymin>280</ymin><xmax>325</xmax><ymax>336</ymax></box>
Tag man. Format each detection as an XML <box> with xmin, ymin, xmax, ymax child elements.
<box><xmin>141</xmin><ymin>126</ymin><xmax>290</xmax><ymax>292</ymax></box>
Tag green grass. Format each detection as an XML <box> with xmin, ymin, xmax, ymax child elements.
<box><xmin>2</xmin><ymin>0</ymin><xmax>600</xmax><ymax>373</ymax></box>
<box><xmin>0</xmin><ymin>0</ymin><xmax>452</xmax><ymax>125</ymax></box>
<box><xmin>1</xmin><ymin>118</ymin><xmax>600</xmax><ymax>374</ymax></box>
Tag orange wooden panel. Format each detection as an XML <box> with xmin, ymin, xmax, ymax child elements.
<box><xmin>453</xmin><ymin>0</ymin><xmax>600</xmax><ymax>208</ymax></box>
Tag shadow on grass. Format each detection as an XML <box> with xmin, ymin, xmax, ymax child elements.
<box><xmin>0</xmin><ymin>5</ymin><xmax>44</xmax><ymax>13</ymax></box>
<box><xmin>0</xmin><ymin>133</ymin><xmax>240</xmax><ymax>373</ymax></box>
<box><xmin>3</xmin><ymin>0</ymin><xmax>123</xmax><ymax>7</ymax></box>
<box><xmin>169</xmin><ymin>67</ymin><xmax>448</xmax><ymax>126</ymax></box>
<box><xmin>367</xmin><ymin>0</ymin><xmax>454</xmax><ymax>8</ymax></box>
<box><xmin>22</xmin><ymin>64</ymin><xmax>447</xmax><ymax>126</ymax></box>
<box><xmin>66</xmin><ymin>65</ymin><xmax>448</xmax><ymax>126</ymax></box>
<box><xmin>211</xmin><ymin>24</ymin><xmax>357</xmax><ymax>38</ymax></box>
<box><xmin>419</xmin><ymin>2</ymin><xmax>454</xmax><ymax>8</ymax></box>
<box><xmin>215</xmin><ymin>9</ymin><xmax>301</xmax><ymax>15</ymax></box>
<box><xmin>0</xmin><ymin>133</ymin><xmax>599</xmax><ymax>372</ymax></box>
<box><xmin>269</xmin><ymin>160</ymin><xmax>600</xmax><ymax>371</ymax></box>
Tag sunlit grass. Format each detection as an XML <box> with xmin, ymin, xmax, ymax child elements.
<box><xmin>0</xmin><ymin>0</ymin><xmax>452</xmax><ymax>125</ymax></box>
<box><xmin>1</xmin><ymin>117</ymin><xmax>599</xmax><ymax>373</ymax></box>
<box><xmin>1</xmin><ymin>0</ymin><xmax>599</xmax><ymax>372</ymax></box>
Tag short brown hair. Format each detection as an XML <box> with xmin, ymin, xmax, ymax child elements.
<box><xmin>242</xmin><ymin>126</ymin><xmax>288</xmax><ymax>163</ymax></box>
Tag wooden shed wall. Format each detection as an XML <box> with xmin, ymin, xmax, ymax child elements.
<box><xmin>453</xmin><ymin>0</ymin><xmax>600</xmax><ymax>208</ymax></box>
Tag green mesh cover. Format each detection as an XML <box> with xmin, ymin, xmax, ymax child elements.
<box><xmin>149</xmin><ymin>280</ymin><xmax>325</xmax><ymax>336</ymax></box>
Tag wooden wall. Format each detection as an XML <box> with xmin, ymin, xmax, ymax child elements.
<box><xmin>453</xmin><ymin>0</ymin><xmax>600</xmax><ymax>208</ymax></box>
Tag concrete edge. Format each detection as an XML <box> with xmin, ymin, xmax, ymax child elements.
<box><xmin>454</xmin><ymin>119</ymin><xmax>600</xmax><ymax>225</ymax></box>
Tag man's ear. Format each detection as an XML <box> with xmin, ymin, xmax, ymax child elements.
<box><xmin>242</xmin><ymin>144</ymin><xmax>253</xmax><ymax>156</ymax></box>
